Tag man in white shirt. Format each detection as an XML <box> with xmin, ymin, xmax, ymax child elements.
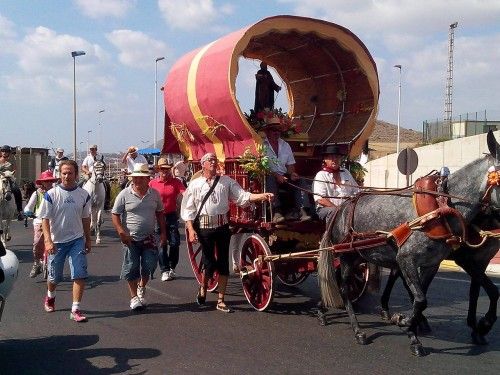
<box><xmin>182</xmin><ymin>153</ymin><xmax>273</xmax><ymax>313</ymax></box>
<box><xmin>81</xmin><ymin>144</ymin><xmax>102</xmax><ymax>179</ymax></box>
<box><xmin>39</xmin><ymin>160</ymin><xmax>92</xmax><ymax>322</ymax></box>
<box><xmin>262</xmin><ymin>119</ymin><xmax>310</xmax><ymax>222</ymax></box>
<box><xmin>48</xmin><ymin>148</ymin><xmax>68</xmax><ymax>178</ymax></box>
<box><xmin>122</xmin><ymin>146</ymin><xmax>148</xmax><ymax>173</ymax></box>
<box><xmin>313</xmin><ymin>145</ymin><xmax>360</xmax><ymax>223</ymax></box>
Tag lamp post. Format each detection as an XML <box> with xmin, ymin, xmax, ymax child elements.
<box><xmin>87</xmin><ymin>130</ymin><xmax>92</xmax><ymax>153</ymax></box>
<box><xmin>71</xmin><ymin>50</ymin><xmax>86</xmax><ymax>161</ymax></box>
<box><xmin>154</xmin><ymin>57</ymin><xmax>165</xmax><ymax>152</ymax></box>
<box><xmin>98</xmin><ymin>109</ymin><xmax>105</xmax><ymax>151</ymax></box>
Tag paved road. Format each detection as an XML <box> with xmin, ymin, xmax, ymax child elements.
<box><xmin>1</xmin><ymin>214</ymin><xmax>499</xmax><ymax>374</ymax></box>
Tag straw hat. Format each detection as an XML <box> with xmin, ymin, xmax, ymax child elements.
<box><xmin>156</xmin><ymin>157</ymin><xmax>172</xmax><ymax>169</ymax></box>
<box><xmin>128</xmin><ymin>163</ymin><xmax>151</xmax><ymax>177</ymax></box>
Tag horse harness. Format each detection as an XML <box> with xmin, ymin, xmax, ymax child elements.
<box><xmin>325</xmin><ymin>169</ymin><xmax>500</xmax><ymax>256</ymax></box>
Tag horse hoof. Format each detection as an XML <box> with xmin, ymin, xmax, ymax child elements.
<box><xmin>355</xmin><ymin>332</ymin><xmax>367</xmax><ymax>345</ymax></box>
<box><xmin>477</xmin><ymin>317</ymin><xmax>495</xmax><ymax>336</ymax></box>
<box><xmin>410</xmin><ymin>343</ymin><xmax>427</xmax><ymax>357</ymax></box>
<box><xmin>317</xmin><ymin>312</ymin><xmax>327</xmax><ymax>326</ymax></box>
<box><xmin>471</xmin><ymin>331</ymin><xmax>488</xmax><ymax>346</ymax></box>
<box><xmin>380</xmin><ymin>309</ymin><xmax>391</xmax><ymax>321</ymax></box>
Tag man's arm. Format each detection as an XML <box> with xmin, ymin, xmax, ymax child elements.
<box><xmin>111</xmin><ymin>213</ymin><xmax>132</xmax><ymax>245</ymax></box>
<box><xmin>82</xmin><ymin>217</ymin><xmax>91</xmax><ymax>253</ymax></box>
<box><xmin>42</xmin><ymin>218</ymin><xmax>55</xmax><ymax>254</ymax></box>
<box><xmin>121</xmin><ymin>151</ymin><xmax>129</xmax><ymax>164</ymax></box>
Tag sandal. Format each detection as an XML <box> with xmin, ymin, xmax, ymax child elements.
<box><xmin>216</xmin><ymin>299</ymin><xmax>233</xmax><ymax>313</ymax></box>
<box><xmin>196</xmin><ymin>286</ymin><xmax>206</xmax><ymax>305</ymax></box>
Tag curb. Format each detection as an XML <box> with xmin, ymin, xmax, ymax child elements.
<box><xmin>440</xmin><ymin>260</ymin><xmax>500</xmax><ymax>276</ymax></box>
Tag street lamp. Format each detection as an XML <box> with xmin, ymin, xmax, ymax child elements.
<box><xmin>154</xmin><ymin>57</ymin><xmax>165</xmax><ymax>152</ymax></box>
<box><xmin>71</xmin><ymin>50</ymin><xmax>86</xmax><ymax>161</ymax></box>
<box><xmin>394</xmin><ymin>64</ymin><xmax>402</xmax><ymax>188</ymax></box>
<box><xmin>87</xmin><ymin>130</ymin><xmax>93</xmax><ymax>153</ymax></box>
<box><xmin>98</xmin><ymin>109</ymin><xmax>105</xmax><ymax>151</ymax></box>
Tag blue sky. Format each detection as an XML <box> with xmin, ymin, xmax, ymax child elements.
<box><xmin>1</xmin><ymin>0</ymin><xmax>499</xmax><ymax>154</ymax></box>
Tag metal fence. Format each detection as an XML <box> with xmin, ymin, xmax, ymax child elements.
<box><xmin>423</xmin><ymin>110</ymin><xmax>500</xmax><ymax>143</ymax></box>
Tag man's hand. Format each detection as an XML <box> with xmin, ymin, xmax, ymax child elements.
<box><xmin>85</xmin><ymin>237</ymin><xmax>92</xmax><ymax>254</ymax></box>
<box><xmin>187</xmin><ymin>227</ymin><xmax>198</xmax><ymax>243</ymax></box>
<box><xmin>276</xmin><ymin>174</ymin><xmax>287</xmax><ymax>184</ymax></box>
<box><xmin>44</xmin><ymin>239</ymin><xmax>55</xmax><ymax>255</ymax></box>
<box><xmin>118</xmin><ymin>231</ymin><xmax>132</xmax><ymax>246</ymax></box>
<box><xmin>290</xmin><ymin>172</ymin><xmax>300</xmax><ymax>181</ymax></box>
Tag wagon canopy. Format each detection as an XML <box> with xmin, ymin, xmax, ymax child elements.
<box><xmin>163</xmin><ymin>15</ymin><xmax>379</xmax><ymax>161</ymax></box>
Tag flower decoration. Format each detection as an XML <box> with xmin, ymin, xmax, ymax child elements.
<box><xmin>244</xmin><ymin>108</ymin><xmax>302</xmax><ymax>138</ymax></box>
<box><xmin>238</xmin><ymin>145</ymin><xmax>278</xmax><ymax>181</ymax></box>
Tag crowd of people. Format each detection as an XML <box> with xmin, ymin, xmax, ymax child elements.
<box><xmin>3</xmin><ymin>63</ymin><xmax>360</xmax><ymax>321</ymax></box>
<box><xmin>2</xmin><ymin>132</ymin><xmax>359</xmax><ymax>321</ymax></box>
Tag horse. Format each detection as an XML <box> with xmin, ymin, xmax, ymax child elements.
<box><xmin>0</xmin><ymin>171</ymin><xmax>17</xmax><ymax>245</ymax></box>
<box><xmin>318</xmin><ymin>136</ymin><xmax>500</xmax><ymax>356</ymax></box>
<box><xmin>83</xmin><ymin>159</ymin><xmax>106</xmax><ymax>244</ymax></box>
<box><xmin>379</xmin><ymin>212</ymin><xmax>499</xmax><ymax>346</ymax></box>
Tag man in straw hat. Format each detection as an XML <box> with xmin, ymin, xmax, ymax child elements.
<box><xmin>149</xmin><ymin>157</ymin><xmax>185</xmax><ymax>281</ymax></box>
<box><xmin>182</xmin><ymin>153</ymin><xmax>273</xmax><ymax>313</ymax></box>
<box><xmin>122</xmin><ymin>145</ymin><xmax>148</xmax><ymax>173</ymax></box>
<box><xmin>312</xmin><ymin>144</ymin><xmax>359</xmax><ymax>223</ymax></box>
<box><xmin>262</xmin><ymin>117</ymin><xmax>311</xmax><ymax>222</ymax></box>
<box><xmin>112</xmin><ymin>163</ymin><xmax>167</xmax><ymax>311</ymax></box>
<box><xmin>24</xmin><ymin>170</ymin><xmax>58</xmax><ymax>278</ymax></box>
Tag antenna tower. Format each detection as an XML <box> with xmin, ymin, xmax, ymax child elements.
<box><xmin>444</xmin><ymin>22</ymin><xmax>458</xmax><ymax>137</ymax></box>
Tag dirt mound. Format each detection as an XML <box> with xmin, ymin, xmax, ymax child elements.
<box><xmin>370</xmin><ymin>120</ymin><xmax>422</xmax><ymax>143</ymax></box>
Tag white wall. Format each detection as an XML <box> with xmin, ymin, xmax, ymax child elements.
<box><xmin>364</xmin><ymin>130</ymin><xmax>499</xmax><ymax>188</ymax></box>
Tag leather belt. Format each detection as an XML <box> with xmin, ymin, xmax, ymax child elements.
<box><xmin>198</xmin><ymin>214</ymin><xmax>228</xmax><ymax>229</ymax></box>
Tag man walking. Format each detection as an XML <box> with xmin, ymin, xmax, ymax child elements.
<box><xmin>182</xmin><ymin>153</ymin><xmax>273</xmax><ymax>313</ymax></box>
<box><xmin>39</xmin><ymin>160</ymin><xmax>91</xmax><ymax>322</ymax></box>
<box><xmin>149</xmin><ymin>157</ymin><xmax>185</xmax><ymax>281</ymax></box>
<box><xmin>112</xmin><ymin>163</ymin><xmax>167</xmax><ymax>311</ymax></box>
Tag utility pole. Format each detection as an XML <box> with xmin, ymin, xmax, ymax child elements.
<box><xmin>444</xmin><ymin>22</ymin><xmax>458</xmax><ymax>139</ymax></box>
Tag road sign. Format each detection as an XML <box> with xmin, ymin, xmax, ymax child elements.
<box><xmin>397</xmin><ymin>147</ymin><xmax>418</xmax><ymax>186</ymax></box>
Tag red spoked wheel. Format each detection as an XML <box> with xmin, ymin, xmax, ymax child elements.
<box><xmin>275</xmin><ymin>263</ymin><xmax>309</xmax><ymax>286</ymax></box>
<box><xmin>186</xmin><ymin>228</ymin><xmax>218</xmax><ymax>292</ymax></box>
<box><xmin>239</xmin><ymin>234</ymin><xmax>274</xmax><ymax>311</ymax></box>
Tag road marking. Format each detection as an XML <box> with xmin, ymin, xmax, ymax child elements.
<box><xmin>435</xmin><ymin>275</ymin><xmax>500</xmax><ymax>287</ymax></box>
<box><xmin>146</xmin><ymin>285</ymin><xmax>182</xmax><ymax>300</ymax></box>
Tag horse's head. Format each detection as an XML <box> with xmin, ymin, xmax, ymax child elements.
<box><xmin>0</xmin><ymin>172</ymin><xmax>13</xmax><ymax>201</ymax></box>
<box><xmin>479</xmin><ymin>130</ymin><xmax>500</xmax><ymax>217</ymax></box>
<box><xmin>92</xmin><ymin>161</ymin><xmax>106</xmax><ymax>184</ymax></box>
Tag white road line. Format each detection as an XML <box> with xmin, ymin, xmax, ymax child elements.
<box><xmin>434</xmin><ymin>275</ymin><xmax>500</xmax><ymax>287</ymax></box>
<box><xmin>146</xmin><ymin>285</ymin><xmax>182</xmax><ymax>300</ymax></box>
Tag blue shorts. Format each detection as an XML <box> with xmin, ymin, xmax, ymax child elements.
<box><xmin>47</xmin><ymin>236</ymin><xmax>88</xmax><ymax>284</ymax></box>
<box><xmin>120</xmin><ymin>241</ymin><xmax>158</xmax><ymax>281</ymax></box>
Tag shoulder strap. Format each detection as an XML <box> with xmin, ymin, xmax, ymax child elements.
<box><xmin>194</xmin><ymin>175</ymin><xmax>220</xmax><ymax>221</ymax></box>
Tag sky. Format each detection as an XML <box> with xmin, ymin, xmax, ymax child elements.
<box><xmin>1</xmin><ymin>0</ymin><xmax>499</xmax><ymax>154</ymax></box>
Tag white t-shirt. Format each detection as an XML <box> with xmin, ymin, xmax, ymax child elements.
<box><xmin>125</xmin><ymin>154</ymin><xmax>148</xmax><ymax>173</ymax></box>
<box><xmin>82</xmin><ymin>154</ymin><xmax>102</xmax><ymax>173</ymax></box>
<box><xmin>39</xmin><ymin>184</ymin><xmax>91</xmax><ymax>243</ymax></box>
<box><xmin>262</xmin><ymin>137</ymin><xmax>295</xmax><ymax>175</ymax></box>
<box><xmin>313</xmin><ymin>169</ymin><xmax>359</xmax><ymax>207</ymax></box>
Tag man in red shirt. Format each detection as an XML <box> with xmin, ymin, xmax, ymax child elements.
<box><xmin>149</xmin><ymin>157</ymin><xmax>186</xmax><ymax>281</ymax></box>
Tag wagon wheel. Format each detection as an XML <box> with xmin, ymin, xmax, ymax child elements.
<box><xmin>185</xmin><ymin>228</ymin><xmax>218</xmax><ymax>292</ymax></box>
<box><xmin>275</xmin><ymin>264</ymin><xmax>309</xmax><ymax>286</ymax></box>
<box><xmin>239</xmin><ymin>234</ymin><xmax>274</xmax><ymax>311</ymax></box>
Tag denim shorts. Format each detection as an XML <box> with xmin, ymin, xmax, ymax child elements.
<box><xmin>120</xmin><ymin>241</ymin><xmax>159</xmax><ymax>281</ymax></box>
<box><xmin>47</xmin><ymin>236</ymin><xmax>88</xmax><ymax>284</ymax></box>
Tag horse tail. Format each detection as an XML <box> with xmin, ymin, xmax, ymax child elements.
<box><xmin>318</xmin><ymin>217</ymin><xmax>344</xmax><ymax>309</ymax></box>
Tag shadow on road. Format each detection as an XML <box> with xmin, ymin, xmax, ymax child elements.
<box><xmin>0</xmin><ymin>334</ymin><xmax>161</xmax><ymax>374</ymax></box>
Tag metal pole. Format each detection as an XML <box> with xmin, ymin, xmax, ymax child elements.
<box><xmin>73</xmin><ymin>56</ymin><xmax>77</xmax><ymax>162</ymax></box>
<box><xmin>394</xmin><ymin>64</ymin><xmax>402</xmax><ymax>188</ymax></box>
<box><xmin>154</xmin><ymin>57</ymin><xmax>165</xmax><ymax>160</ymax></box>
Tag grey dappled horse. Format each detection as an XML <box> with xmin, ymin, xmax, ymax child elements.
<box><xmin>83</xmin><ymin>159</ymin><xmax>106</xmax><ymax>244</ymax></box>
<box><xmin>319</xmin><ymin>149</ymin><xmax>500</xmax><ymax>356</ymax></box>
<box><xmin>0</xmin><ymin>171</ymin><xmax>17</xmax><ymax>244</ymax></box>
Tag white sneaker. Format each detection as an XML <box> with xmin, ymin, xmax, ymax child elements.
<box><xmin>137</xmin><ymin>285</ymin><xmax>145</xmax><ymax>304</ymax></box>
<box><xmin>161</xmin><ymin>271</ymin><xmax>169</xmax><ymax>282</ymax></box>
<box><xmin>167</xmin><ymin>269</ymin><xmax>176</xmax><ymax>281</ymax></box>
<box><xmin>130</xmin><ymin>296</ymin><xmax>143</xmax><ymax>310</ymax></box>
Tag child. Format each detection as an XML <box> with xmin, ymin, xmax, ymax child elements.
<box><xmin>24</xmin><ymin>170</ymin><xmax>58</xmax><ymax>278</ymax></box>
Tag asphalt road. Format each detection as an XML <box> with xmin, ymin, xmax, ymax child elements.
<box><xmin>1</xmin><ymin>214</ymin><xmax>499</xmax><ymax>375</ymax></box>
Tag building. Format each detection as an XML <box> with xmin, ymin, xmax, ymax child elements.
<box><xmin>12</xmin><ymin>147</ymin><xmax>50</xmax><ymax>184</ymax></box>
